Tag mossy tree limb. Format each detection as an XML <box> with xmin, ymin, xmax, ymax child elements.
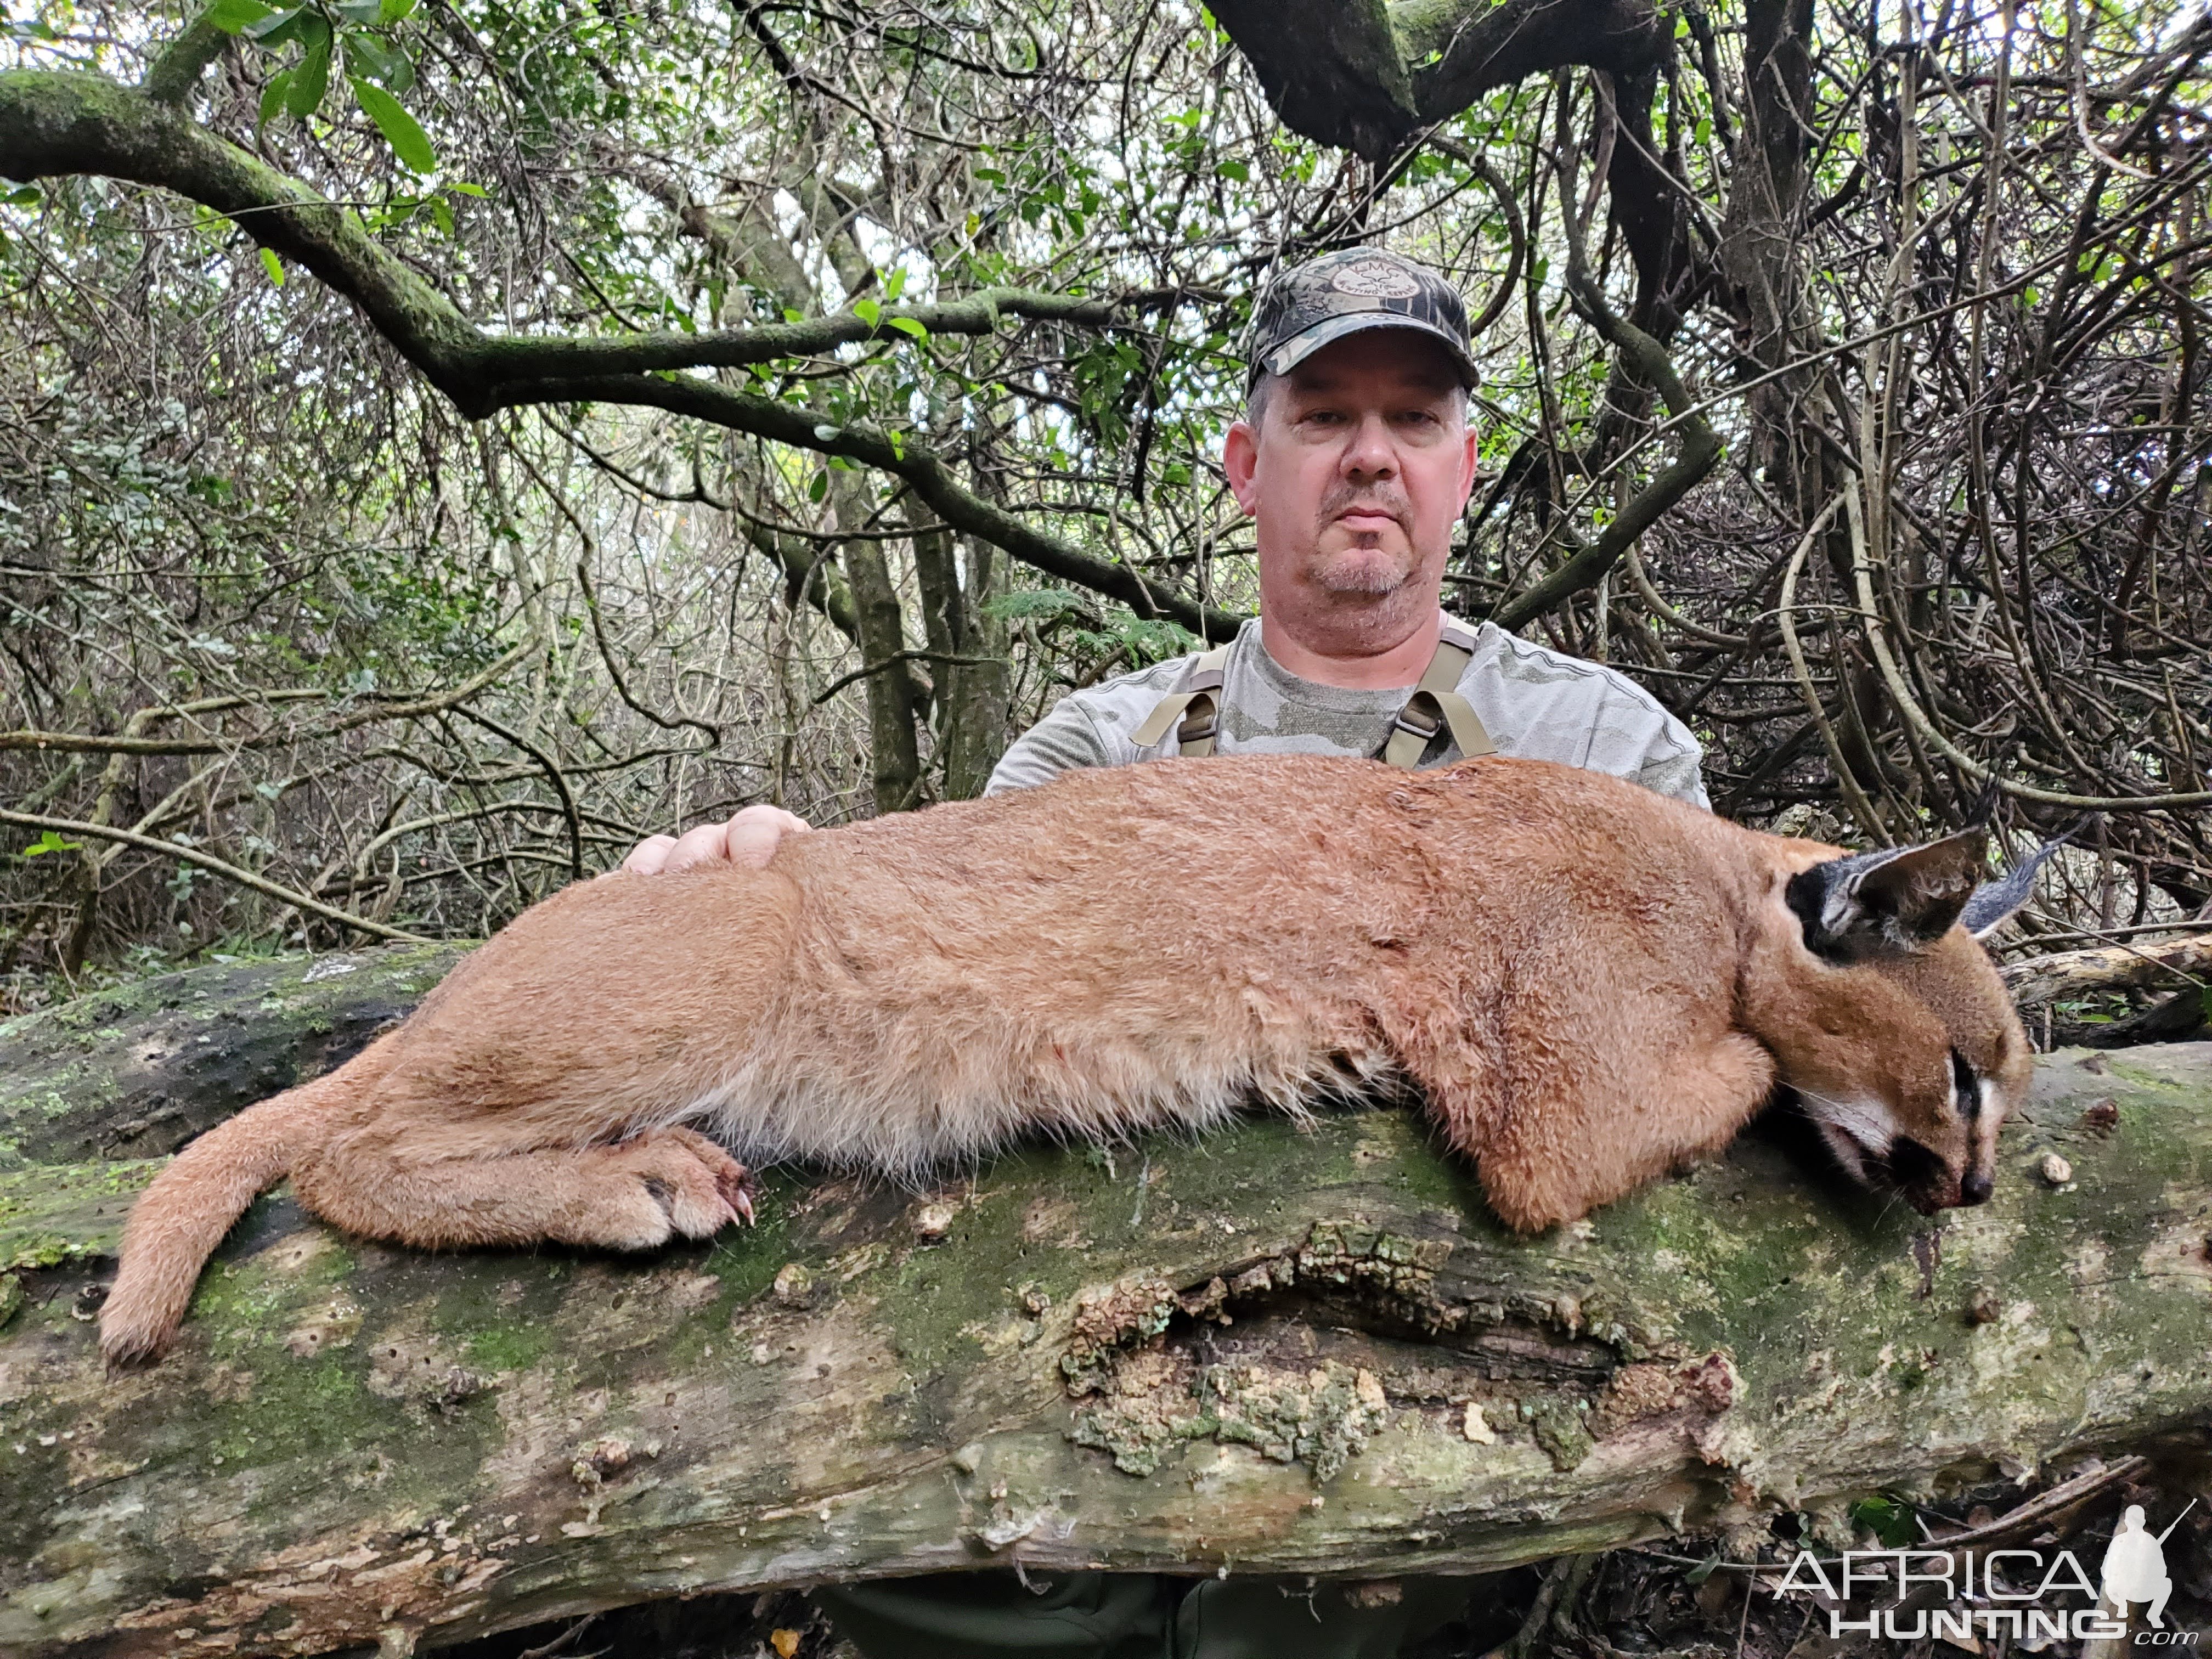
<box><xmin>2</xmin><ymin>958</ymin><xmax>2209</xmax><ymax>1657</ymax></box>
<box><xmin>0</xmin><ymin>67</ymin><xmax>1235</xmax><ymax>641</ymax></box>
<box><xmin>1202</xmin><ymin>0</ymin><xmax>1672</xmax><ymax>163</ymax></box>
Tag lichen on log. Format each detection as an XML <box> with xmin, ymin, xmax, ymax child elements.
<box><xmin>1</xmin><ymin>955</ymin><xmax>2209</xmax><ymax>1658</ymax></box>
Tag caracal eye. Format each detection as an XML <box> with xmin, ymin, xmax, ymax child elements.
<box><xmin>1949</xmin><ymin>1047</ymin><xmax>1978</xmax><ymax>1114</ymax></box>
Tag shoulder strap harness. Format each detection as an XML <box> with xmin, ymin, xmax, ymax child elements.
<box><xmin>1379</xmin><ymin>617</ymin><xmax>1496</xmax><ymax>768</ymax></box>
<box><xmin>1132</xmin><ymin>621</ymin><xmax>1497</xmax><ymax>768</ymax></box>
<box><xmin>1128</xmin><ymin>643</ymin><xmax>1232</xmax><ymax>756</ymax></box>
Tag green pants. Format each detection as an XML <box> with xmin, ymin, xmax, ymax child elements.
<box><xmin>812</xmin><ymin>1570</ymin><xmax>1474</xmax><ymax>1658</ymax></box>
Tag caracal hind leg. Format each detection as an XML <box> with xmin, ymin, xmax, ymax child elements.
<box><xmin>292</xmin><ymin>1125</ymin><xmax>756</xmax><ymax>1253</ymax></box>
<box><xmin>1473</xmin><ymin>1031</ymin><xmax>1775</xmax><ymax>1232</ymax></box>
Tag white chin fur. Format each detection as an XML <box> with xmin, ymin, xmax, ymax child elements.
<box><xmin>1801</xmin><ymin>1092</ymin><xmax>1895</xmax><ymax>1185</ymax></box>
<box><xmin>1815</xmin><ymin>1118</ymin><xmax>1873</xmax><ymax>1184</ymax></box>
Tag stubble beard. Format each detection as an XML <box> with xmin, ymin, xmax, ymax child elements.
<box><xmin>1308</xmin><ymin>481</ymin><xmax>1420</xmax><ymax>597</ymax></box>
<box><xmin>1311</xmin><ymin>545</ymin><xmax>1418</xmax><ymax>596</ymax></box>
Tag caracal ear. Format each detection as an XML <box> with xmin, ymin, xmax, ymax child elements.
<box><xmin>1787</xmin><ymin>828</ymin><xmax>1988</xmax><ymax>961</ymax></box>
<box><xmin>1959</xmin><ymin>830</ymin><xmax>2079</xmax><ymax>939</ymax></box>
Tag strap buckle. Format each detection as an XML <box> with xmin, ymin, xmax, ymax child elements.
<box><xmin>1389</xmin><ymin>696</ymin><xmax>1444</xmax><ymax>744</ymax></box>
<box><xmin>1132</xmin><ymin>646</ymin><xmax>1232</xmax><ymax>751</ymax></box>
<box><xmin>1176</xmin><ymin>697</ymin><xmax>1219</xmax><ymax>748</ymax></box>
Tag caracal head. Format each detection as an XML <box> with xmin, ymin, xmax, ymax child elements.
<box><xmin>1752</xmin><ymin>827</ymin><xmax>2041</xmax><ymax>1217</ymax></box>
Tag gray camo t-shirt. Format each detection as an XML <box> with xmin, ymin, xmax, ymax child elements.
<box><xmin>984</xmin><ymin>614</ymin><xmax>1708</xmax><ymax>808</ymax></box>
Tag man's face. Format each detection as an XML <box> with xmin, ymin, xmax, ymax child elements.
<box><xmin>1224</xmin><ymin>330</ymin><xmax>1478</xmax><ymax>609</ymax></box>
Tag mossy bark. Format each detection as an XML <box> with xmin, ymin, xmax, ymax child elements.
<box><xmin>2</xmin><ymin>957</ymin><xmax>2209</xmax><ymax>1658</ymax></box>
<box><xmin>0</xmin><ymin>945</ymin><xmax>469</xmax><ymax>1169</ymax></box>
<box><xmin>1204</xmin><ymin>0</ymin><xmax>1671</xmax><ymax>161</ymax></box>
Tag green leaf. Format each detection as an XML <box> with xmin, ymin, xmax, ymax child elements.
<box><xmin>851</xmin><ymin>297</ymin><xmax>881</xmax><ymax>327</ymax></box>
<box><xmin>244</xmin><ymin>6</ymin><xmax>307</xmax><ymax>44</ymax></box>
<box><xmin>812</xmin><ymin>423</ymin><xmax>843</xmax><ymax>442</ymax></box>
<box><xmin>331</xmin><ymin>0</ymin><xmax>383</xmax><ymax>21</ymax></box>
<box><xmin>983</xmin><ymin>587</ymin><xmax>1103</xmax><ymax>627</ymax></box>
<box><xmin>286</xmin><ymin>26</ymin><xmax>332</xmax><ymax>117</ymax></box>
<box><xmin>1683</xmin><ymin>1553</ymin><xmax>1720</xmax><ymax>1586</ymax></box>
<box><xmin>1675</xmin><ymin>13</ymin><xmax>1692</xmax><ymax>37</ymax></box>
<box><xmin>352</xmin><ymin>78</ymin><xmax>435</xmax><ymax>171</ymax></box>
<box><xmin>20</xmin><ymin>830</ymin><xmax>81</xmax><ymax>859</ymax></box>
<box><xmin>445</xmin><ymin>180</ymin><xmax>487</xmax><ymax>197</ymax></box>
<box><xmin>259</xmin><ymin>246</ymin><xmax>285</xmax><ymax>285</ymax></box>
<box><xmin>883</xmin><ymin>266</ymin><xmax>907</xmax><ymax>302</ymax></box>
<box><xmin>258</xmin><ymin>67</ymin><xmax>294</xmax><ymax>125</ymax></box>
<box><xmin>806</xmin><ymin>470</ymin><xmax>829</xmax><ymax>504</ymax></box>
<box><xmin>378</xmin><ymin>0</ymin><xmax>419</xmax><ymax>19</ymax></box>
<box><xmin>204</xmin><ymin>0</ymin><xmax>277</xmax><ymax>33</ymax></box>
<box><xmin>344</xmin><ymin>32</ymin><xmax>414</xmax><ymax>91</ymax></box>
<box><xmin>2</xmin><ymin>185</ymin><xmax>41</xmax><ymax>207</ymax></box>
<box><xmin>887</xmin><ymin>315</ymin><xmax>929</xmax><ymax>341</ymax></box>
<box><xmin>1848</xmin><ymin>1496</ymin><xmax>1917</xmax><ymax>1548</ymax></box>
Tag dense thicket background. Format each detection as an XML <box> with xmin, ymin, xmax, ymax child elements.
<box><xmin>2</xmin><ymin>1</ymin><xmax>2207</xmax><ymax>1034</ymax></box>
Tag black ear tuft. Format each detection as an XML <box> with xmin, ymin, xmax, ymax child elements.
<box><xmin>1790</xmin><ymin>829</ymin><xmax>1988</xmax><ymax>962</ymax></box>
<box><xmin>1958</xmin><ymin>820</ymin><xmax>2089</xmax><ymax>939</ymax></box>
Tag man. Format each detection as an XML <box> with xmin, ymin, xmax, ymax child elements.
<box><xmin>622</xmin><ymin>249</ymin><xmax>1705</xmax><ymax>1656</ymax></box>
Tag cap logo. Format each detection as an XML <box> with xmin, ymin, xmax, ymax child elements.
<box><xmin>1330</xmin><ymin>259</ymin><xmax>1423</xmax><ymax>299</ymax></box>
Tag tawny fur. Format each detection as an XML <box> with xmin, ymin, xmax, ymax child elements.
<box><xmin>100</xmin><ymin>755</ymin><xmax>2032</xmax><ymax>1365</ymax></box>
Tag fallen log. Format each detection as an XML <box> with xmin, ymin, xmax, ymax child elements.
<box><xmin>1</xmin><ymin>951</ymin><xmax>2209</xmax><ymax>1658</ymax></box>
<box><xmin>1999</xmin><ymin>932</ymin><xmax>2212</xmax><ymax>1008</ymax></box>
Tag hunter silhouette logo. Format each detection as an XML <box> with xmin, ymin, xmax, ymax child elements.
<box><xmin>2104</xmin><ymin>1500</ymin><xmax>2193</xmax><ymax>1629</ymax></box>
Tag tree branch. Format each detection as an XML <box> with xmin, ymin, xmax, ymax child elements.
<box><xmin>539</xmin><ymin>375</ymin><xmax>1234</xmax><ymax>636</ymax></box>
<box><xmin>0</xmin><ymin>70</ymin><xmax>1240</xmax><ymax>639</ymax></box>
<box><xmin>139</xmin><ymin>9</ymin><xmax>230</xmax><ymax>109</ymax></box>
<box><xmin>0</xmin><ymin>808</ymin><xmax>433</xmax><ymax>943</ymax></box>
<box><xmin>0</xmin><ymin>635</ymin><xmax>541</xmax><ymax>756</ymax></box>
<box><xmin>1205</xmin><ymin>0</ymin><xmax>1671</xmax><ymax>161</ymax></box>
<box><xmin>1487</xmin><ymin>150</ymin><xmax>1721</xmax><ymax>630</ymax></box>
<box><xmin>811</xmin><ymin>648</ymin><xmax>1006</xmax><ymax>708</ymax></box>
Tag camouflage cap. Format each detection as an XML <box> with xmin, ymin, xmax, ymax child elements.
<box><xmin>1244</xmin><ymin>249</ymin><xmax>1475</xmax><ymax>393</ymax></box>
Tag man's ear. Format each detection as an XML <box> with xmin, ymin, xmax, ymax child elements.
<box><xmin>1223</xmin><ymin>418</ymin><xmax>1260</xmax><ymax>516</ymax></box>
<box><xmin>1786</xmin><ymin>828</ymin><xmax>1989</xmax><ymax>961</ymax></box>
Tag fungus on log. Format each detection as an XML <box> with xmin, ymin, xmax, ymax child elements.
<box><xmin>2</xmin><ymin>950</ymin><xmax>2209</xmax><ymax>1657</ymax></box>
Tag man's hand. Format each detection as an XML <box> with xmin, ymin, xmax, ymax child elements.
<box><xmin>617</xmin><ymin>805</ymin><xmax>811</xmax><ymax>875</ymax></box>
